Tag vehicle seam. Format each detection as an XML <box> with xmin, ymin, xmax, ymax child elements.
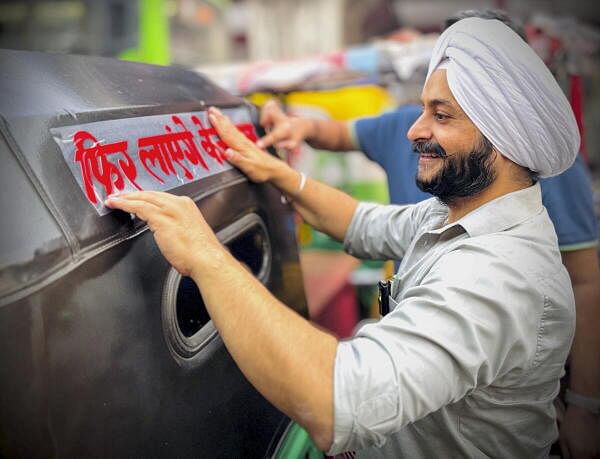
<box><xmin>0</xmin><ymin>115</ymin><xmax>80</xmax><ymax>255</ymax></box>
<box><xmin>0</xmin><ymin>175</ymin><xmax>249</xmax><ymax>307</ymax></box>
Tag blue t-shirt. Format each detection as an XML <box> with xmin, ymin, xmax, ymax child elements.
<box><xmin>353</xmin><ymin>104</ymin><xmax>598</xmax><ymax>250</ymax></box>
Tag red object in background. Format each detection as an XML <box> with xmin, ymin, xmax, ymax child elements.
<box><xmin>525</xmin><ymin>25</ymin><xmax>563</xmax><ymax>65</ymax></box>
<box><xmin>570</xmin><ymin>74</ymin><xmax>588</xmax><ymax>163</ymax></box>
<box><xmin>326</xmin><ymin>50</ymin><xmax>345</xmax><ymax>68</ymax></box>
<box><xmin>312</xmin><ymin>283</ymin><xmax>359</xmax><ymax>339</ymax></box>
<box><xmin>525</xmin><ymin>24</ymin><xmax>587</xmax><ymax>163</ymax></box>
<box><xmin>301</xmin><ymin>250</ymin><xmax>360</xmax><ymax>339</ymax></box>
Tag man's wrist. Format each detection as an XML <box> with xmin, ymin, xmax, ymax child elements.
<box><xmin>271</xmin><ymin>162</ymin><xmax>297</xmax><ymax>191</ymax></box>
<box><xmin>310</xmin><ymin>118</ymin><xmax>320</xmax><ymax>141</ymax></box>
<box><xmin>189</xmin><ymin>242</ymin><xmax>230</xmax><ymax>283</ymax></box>
<box><xmin>280</xmin><ymin>171</ymin><xmax>307</xmax><ymax>204</ymax></box>
<box><xmin>300</xmin><ymin>118</ymin><xmax>319</xmax><ymax>142</ymax></box>
<box><xmin>565</xmin><ymin>388</ymin><xmax>600</xmax><ymax>416</ymax></box>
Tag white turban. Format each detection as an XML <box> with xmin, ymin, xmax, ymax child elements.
<box><xmin>427</xmin><ymin>17</ymin><xmax>580</xmax><ymax>177</ymax></box>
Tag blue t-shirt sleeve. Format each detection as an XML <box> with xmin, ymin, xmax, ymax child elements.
<box><xmin>352</xmin><ymin>105</ymin><xmax>430</xmax><ymax>206</ymax></box>
<box><xmin>353</xmin><ymin>105</ymin><xmax>422</xmax><ymax>167</ymax></box>
<box><xmin>353</xmin><ymin>114</ymin><xmax>390</xmax><ymax>166</ymax></box>
<box><xmin>540</xmin><ymin>155</ymin><xmax>599</xmax><ymax>250</ymax></box>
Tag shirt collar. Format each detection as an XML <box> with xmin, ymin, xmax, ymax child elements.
<box><xmin>427</xmin><ymin>182</ymin><xmax>543</xmax><ymax>238</ymax></box>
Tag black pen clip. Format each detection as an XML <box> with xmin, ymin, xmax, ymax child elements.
<box><xmin>378</xmin><ymin>280</ymin><xmax>391</xmax><ymax>317</ymax></box>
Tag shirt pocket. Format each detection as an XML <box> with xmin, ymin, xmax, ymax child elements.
<box><xmin>389</xmin><ymin>295</ymin><xmax>399</xmax><ymax>312</ymax></box>
<box><xmin>390</xmin><ymin>276</ymin><xmax>402</xmax><ymax>309</ymax></box>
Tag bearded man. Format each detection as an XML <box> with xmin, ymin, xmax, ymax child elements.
<box><xmin>107</xmin><ymin>18</ymin><xmax>580</xmax><ymax>458</ymax></box>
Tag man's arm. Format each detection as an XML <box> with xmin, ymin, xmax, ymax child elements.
<box><xmin>563</xmin><ymin>247</ymin><xmax>600</xmax><ymax>397</ymax></box>
<box><xmin>541</xmin><ymin>157</ymin><xmax>600</xmax><ymax>458</ymax></box>
<box><xmin>560</xmin><ymin>247</ymin><xmax>600</xmax><ymax>459</ymax></box>
<box><xmin>209</xmin><ymin>106</ymin><xmax>358</xmax><ymax>241</ymax></box>
<box><xmin>193</xmin><ymin>243</ymin><xmax>338</xmax><ymax>451</ymax></box>
<box><xmin>256</xmin><ymin>99</ymin><xmax>355</xmax><ymax>152</ymax></box>
<box><xmin>104</xmin><ymin>191</ymin><xmax>337</xmax><ymax>450</ymax></box>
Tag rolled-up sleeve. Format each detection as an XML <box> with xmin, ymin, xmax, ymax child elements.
<box><xmin>327</xmin><ymin>247</ymin><xmax>540</xmax><ymax>455</ymax></box>
<box><xmin>344</xmin><ymin>201</ymin><xmax>428</xmax><ymax>261</ymax></box>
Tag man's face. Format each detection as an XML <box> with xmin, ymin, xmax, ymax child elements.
<box><xmin>407</xmin><ymin>70</ymin><xmax>497</xmax><ymax>205</ymax></box>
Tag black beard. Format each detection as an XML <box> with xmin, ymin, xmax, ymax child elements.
<box><xmin>413</xmin><ymin>137</ymin><xmax>496</xmax><ymax>206</ymax></box>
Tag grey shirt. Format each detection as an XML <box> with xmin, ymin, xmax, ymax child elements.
<box><xmin>329</xmin><ymin>183</ymin><xmax>575</xmax><ymax>458</ymax></box>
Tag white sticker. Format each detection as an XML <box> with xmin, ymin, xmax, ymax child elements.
<box><xmin>50</xmin><ymin>109</ymin><xmax>257</xmax><ymax>215</ymax></box>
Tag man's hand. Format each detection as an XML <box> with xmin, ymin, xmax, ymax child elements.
<box><xmin>560</xmin><ymin>405</ymin><xmax>600</xmax><ymax>458</ymax></box>
<box><xmin>208</xmin><ymin>106</ymin><xmax>288</xmax><ymax>183</ymax></box>
<box><xmin>104</xmin><ymin>191</ymin><xmax>223</xmax><ymax>277</ymax></box>
<box><xmin>256</xmin><ymin>100</ymin><xmax>313</xmax><ymax>150</ymax></box>
<box><xmin>210</xmin><ymin>105</ymin><xmax>357</xmax><ymax>245</ymax></box>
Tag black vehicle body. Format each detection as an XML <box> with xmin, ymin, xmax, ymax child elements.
<box><xmin>0</xmin><ymin>49</ymin><xmax>307</xmax><ymax>458</ymax></box>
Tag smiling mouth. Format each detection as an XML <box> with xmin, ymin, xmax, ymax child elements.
<box><xmin>419</xmin><ymin>153</ymin><xmax>443</xmax><ymax>159</ymax></box>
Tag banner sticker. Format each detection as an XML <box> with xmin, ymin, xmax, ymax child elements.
<box><xmin>50</xmin><ymin>108</ymin><xmax>257</xmax><ymax>215</ymax></box>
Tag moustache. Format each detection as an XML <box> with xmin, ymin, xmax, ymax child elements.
<box><xmin>412</xmin><ymin>140</ymin><xmax>447</xmax><ymax>158</ymax></box>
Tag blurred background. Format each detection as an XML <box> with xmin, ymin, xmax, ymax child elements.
<box><xmin>2</xmin><ymin>0</ymin><xmax>599</xmax><ymax>330</ymax></box>
<box><xmin>1</xmin><ymin>1</ymin><xmax>598</xmax><ymax>175</ymax></box>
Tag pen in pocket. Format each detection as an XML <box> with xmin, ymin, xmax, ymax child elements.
<box><xmin>378</xmin><ymin>279</ymin><xmax>391</xmax><ymax>317</ymax></box>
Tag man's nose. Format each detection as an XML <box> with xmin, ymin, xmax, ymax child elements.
<box><xmin>407</xmin><ymin>113</ymin><xmax>432</xmax><ymax>142</ymax></box>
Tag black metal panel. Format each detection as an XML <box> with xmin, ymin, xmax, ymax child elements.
<box><xmin>0</xmin><ymin>172</ymin><xmax>307</xmax><ymax>459</ymax></box>
<box><xmin>0</xmin><ymin>49</ymin><xmax>239</xmax><ymax>119</ymax></box>
<box><xmin>0</xmin><ymin>50</ymin><xmax>308</xmax><ymax>457</ymax></box>
<box><xmin>0</xmin><ymin>49</ymin><xmax>257</xmax><ymax>302</ymax></box>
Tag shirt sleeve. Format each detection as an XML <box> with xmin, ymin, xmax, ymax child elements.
<box><xmin>351</xmin><ymin>115</ymin><xmax>385</xmax><ymax>165</ymax></box>
<box><xmin>343</xmin><ymin>200</ymin><xmax>435</xmax><ymax>261</ymax></box>
<box><xmin>540</xmin><ymin>155</ymin><xmax>599</xmax><ymax>251</ymax></box>
<box><xmin>328</xmin><ymin>246</ymin><xmax>540</xmax><ymax>455</ymax></box>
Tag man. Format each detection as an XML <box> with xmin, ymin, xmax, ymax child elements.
<box><xmin>107</xmin><ymin>18</ymin><xmax>580</xmax><ymax>456</ymax></box>
<box><xmin>257</xmin><ymin>11</ymin><xmax>600</xmax><ymax>459</ymax></box>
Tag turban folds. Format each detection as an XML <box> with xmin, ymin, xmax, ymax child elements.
<box><xmin>427</xmin><ymin>18</ymin><xmax>580</xmax><ymax>177</ymax></box>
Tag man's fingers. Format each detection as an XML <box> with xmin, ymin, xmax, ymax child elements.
<box><xmin>224</xmin><ymin>148</ymin><xmax>243</xmax><ymax>164</ymax></box>
<box><xmin>260</xmin><ymin>99</ymin><xmax>285</xmax><ymax>126</ymax></box>
<box><xmin>108</xmin><ymin>190</ymin><xmax>180</xmax><ymax>209</ymax></box>
<box><xmin>257</xmin><ymin>123</ymin><xmax>291</xmax><ymax>149</ymax></box>
<box><xmin>278</xmin><ymin>140</ymin><xmax>298</xmax><ymax>150</ymax></box>
<box><xmin>120</xmin><ymin>190</ymin><xmax>174</xmax><ymax>207</ymax></box>
<box><xmin>224</xmin><ymin>147</ymin><xmax>258</xmax><ymax>170</ymax></box>
<box><xmin>259</xmin><ymin>100</ymin><xmax>275</xmax><ymax>126</ymax></box>
<box><xmin>207</xmin><ymin>108</ymin><xmax>235</xmax><ymax>139</ymax></box>
<box><xmin>257</xmin><ymin>131</ymin><xmax>278</xmax><ymax>149</ymax></box>
<box><xmin>105</xmin><ymin>195</ymin><xmax>162</xmax><ymax>222</ymax></box>
<box><xmin>208</xmin><ymin>107</ymin><xmax>250</xmax><ymax>150</ymax></box>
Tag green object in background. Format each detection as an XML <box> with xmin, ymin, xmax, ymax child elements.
<box><xmin>304</xmin><ymin>228</ymin><xmax>344</xmax><ymax>251</ymax></box>
<box><xmin>301</xmin><ymin>150</ymin><xmax>389</xmax><ymax>251</ymax></box>
<box><xmin>350</xmin><ymin>180</ymin><xmax>389</xmax><ymax>204</ymax></box>
<box><xmin>120</xmin><ymin>0</ymin><xmax>170</xmax><ymax>65</ymax></box>
<box><xmin>274</xmin><ymin>422</ymin><xmax>323</xmax><ymax>459</ymax></box>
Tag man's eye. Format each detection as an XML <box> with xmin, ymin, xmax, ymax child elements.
<box><xmin>434</xmin><ymin>113</ymin><xmax>449</xmax><ymax>121</ymax></box>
